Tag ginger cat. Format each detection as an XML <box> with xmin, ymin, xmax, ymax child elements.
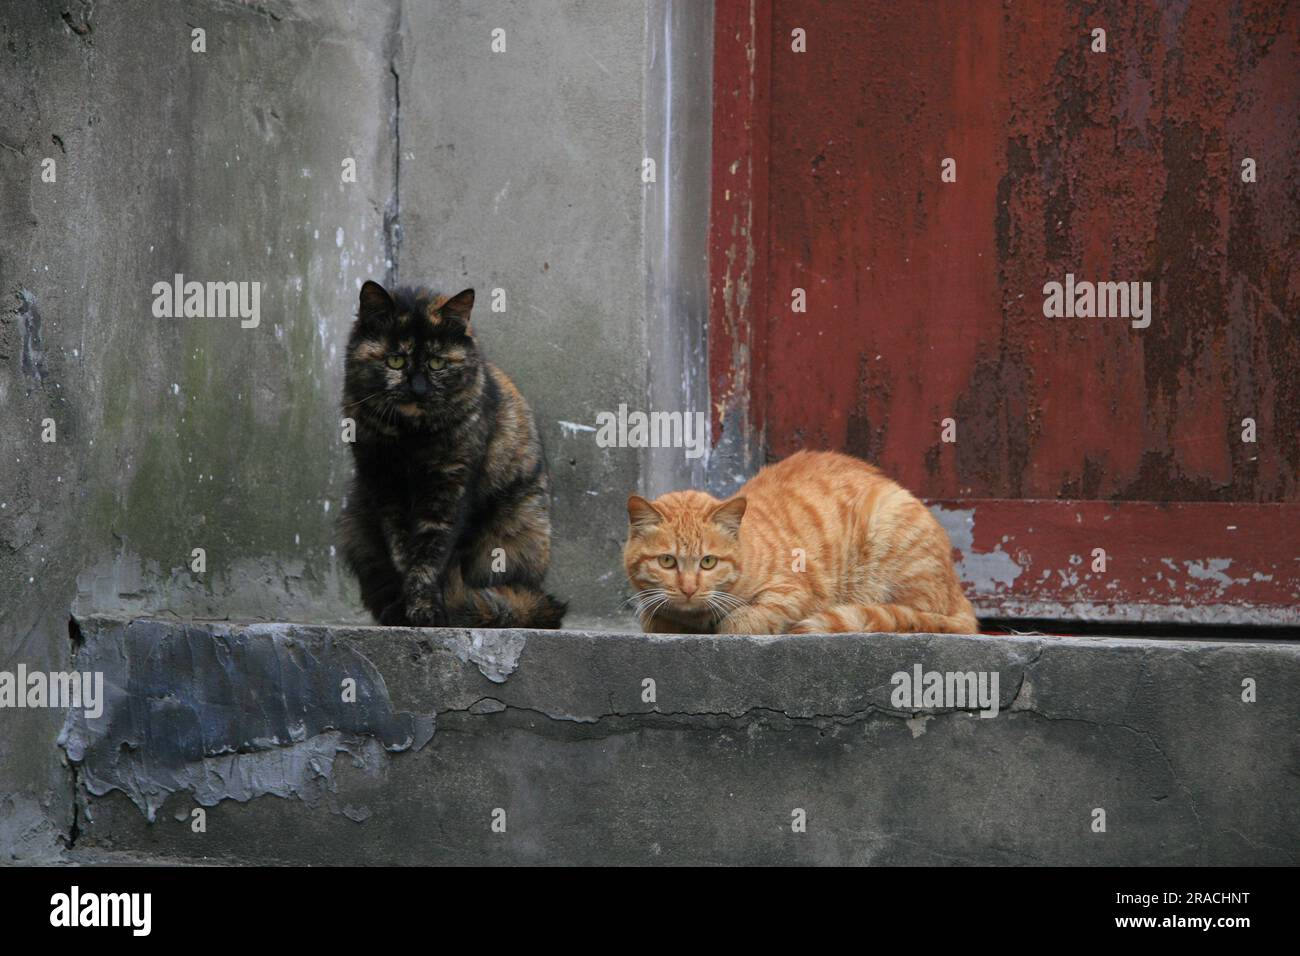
<box><xmin>623</xmin><ymin>450</ymin><xmax>977</xmax><ymax>635</ymax></box>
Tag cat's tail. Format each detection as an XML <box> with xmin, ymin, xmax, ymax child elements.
<box><xmin>447</xmin><ymin>585</ymin><xmax>568</xmax><ymax>630</ymax></box>
<box><xmin>791</xmin><ymin>603</ymin><xmax>978</xmax><ymax>635</ymax></box>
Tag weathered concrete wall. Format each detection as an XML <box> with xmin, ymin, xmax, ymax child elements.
<box><xmin>62</xmin><ymin>617</ymin><xmax>1300</xmax><ymax>865</ymax></box>
<box><xmin>1</xmin><ymin>0</ymin><xmax>399</xmax><ymax>860</ymax></box>
<box><xmin>1</xmin><ymin>0</ymin><xmax>714</xmax><ymax>860</ymax></box>
<box><xmin>397</xmin><ymin>0</ymin><xmax>703</xmax><ymax>624</ymax></box>
<box><xmin>643</xmin><ymin>0</ymin><xmax>714</xmax><ymax>497</ymax></box>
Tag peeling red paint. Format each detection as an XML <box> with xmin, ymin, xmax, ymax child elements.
<box><xmin>934</xmin><ymin>500</ymin><xmax>1300</xmax><ymax>624</ymax></box>
<box><xmin>709</xmin><ymin>0</ymin><xmax>1299</xmax><ymax>622</ymax></box>
<box><xmin>708</xmin><ymin>0</ymin><xmax>771</xmax><ymax>469</ymax></box>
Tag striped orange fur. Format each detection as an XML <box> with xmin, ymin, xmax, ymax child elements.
<box><xmin>623</xmin><ymin>450</ymin><xmax>977</xmax><ymax>635</ymax></box>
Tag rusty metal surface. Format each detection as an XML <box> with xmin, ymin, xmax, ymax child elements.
<box><xmin>758</xmin><ymin>0</ymin><xmax>1297</xmax><ymax>500</ymax></box>
<box><xmin>931</xmin><ymin>499</ymin><xmax>1300</xmax><ymax>623</ymax></box>
<box><xmin>708</xmin><ymin>0</ymin><xmax>1299</xmax><ymax>622</ymax></box>
<box><xmin>708</xmin><ymin>0</ymin><xmax>772</xmax><ymax>484</ymax></box>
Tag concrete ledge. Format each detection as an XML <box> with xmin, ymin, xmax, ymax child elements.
<box><xmin>59</xmin><ymin>617</ymin><xmax>1300</xmax><ymax>865</ymax></box>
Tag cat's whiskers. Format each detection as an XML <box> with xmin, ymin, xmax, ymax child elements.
<box><xmin>704</xmin><ymin>589</ymin><xmax>747</xmax><ymax>610</ymax></box>
<box><xmin>628</xmin><ymin>586</ymin><xmax>674</xmax><ymax>625</ymax></box>
<box><xmin>628</xmin><ymin>588</ymin><xmax>673</xmax><ymax>624</ymax></box>
<box><xmin>343</xmin><ymin>389</ymin><xmax>386</xmax><ymax>410</ymax></box>
<box><xmin>700</xmin><ymin>589</ymin><xmax>747</xmax><ymax>625</ymax></box>
<box><xmin>637</xmin><ymin>596</ymin><xmax>671</xmax><ymax>626</ymax></box>
<box><xmin>377</xmin><ymin>396</ymin><xmax>401</xmax><ymax>430</ymax></box>
<box><xmin>623</xmin><ymin>587</ymin><xmax>669</xmax><ymax>610</ymax></box>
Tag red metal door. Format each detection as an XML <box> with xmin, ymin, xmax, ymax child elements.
<box><xmin>709</xmin><ymin>0</ymin><xmax>1299</xmax><ymax>624</ymax></box>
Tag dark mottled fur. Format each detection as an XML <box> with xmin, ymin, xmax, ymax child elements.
<box><xmin>339</xmin><ymin>280</ymin><xmax>566</xmax><ymax>629</ymax></box>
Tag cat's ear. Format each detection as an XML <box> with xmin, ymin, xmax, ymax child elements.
<box><xmin>359</xmin><ymin>280</ymin><xmax>394</xmax><ymax>319</ymax></box>
<box><xmin>710</xmin><ymin>497</ymin><xmax>747</xmax><ymax>537</ymax></box>
<box><xmin>432</xmin><ymin>288</ymin><xmax>475</xmax><ymax>333</ymax></box>
<box><xmin>627</xmin><ymin>495</ymin><xmax>664</xmax><ymax>534</ymax></box>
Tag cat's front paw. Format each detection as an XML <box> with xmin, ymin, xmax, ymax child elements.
<box><xmin>405</xmin><ymin>591</ymin><xmax>449</xmax><ymax>628</ymax></box>
<box><xmin>378</xmin><ymin>601</ymin><xmax>411</xmax><ymax>627</ymax></box>
<box><xmin>718</xmin><ymin>606</ymin><xmax>784</xmax><ymax>635</ymax></box>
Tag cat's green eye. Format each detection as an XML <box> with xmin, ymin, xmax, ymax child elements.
<box><xmin>385</xmin><ymin>354</ymin><xmax>407</xmax><ymax>370</ymax></box>
<box><xmin>657</xmin><ymin>554</ymin><xmax>676</xmax><ymax>569</ymax></box>
<box><xmin>700</xmin><ymin>555</ymin><xmax>718</xmax><ymax>570</ymax></box>
<box><xmin>427</xmin><ymin>356</ymin><xmax>446</xmax><ymax>371</ymax></box>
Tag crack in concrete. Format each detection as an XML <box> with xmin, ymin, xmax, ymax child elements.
<box><xmin>439</xmin><ymin>697</ymin><xmax>1012</xmax><ymax>729</ymax></box>
<box><xmin>1004</xmin><ymin>707</ymin><xmax>1204</xmax><ymax>857</ymax></box>
<box><xmin>224</xmin><ymin>1</ymin><xmax>283</xmax><ymax>23</ymax></box>
<box><xmin>59</xmin><ymin>616</ymin><xmax>85</xmax><ymax>852</ymax></box>
<box><xmin>1010</xmin><ymin>641</ymin><xmax>1046</xmax><ymax>709</ymax></box>
<box><xmin>383</xmin><ymin>7</ymin><xmax>402</xmax><ymax>288</ymax></box>
<box><xmin>1005</xmin><ymin>644</ymin><xmax>1206</xmax><ymax>858</ymax></box>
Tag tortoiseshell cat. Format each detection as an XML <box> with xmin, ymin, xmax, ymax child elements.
<box><xmin>340</xmin><ymin>280</ymin><xmax>565</xmax><ymax>629</ymax></box>
<box><xmin>624</xmin><ymin>450</ymin><xmax>977</xmax><ymax>634</ymax></box>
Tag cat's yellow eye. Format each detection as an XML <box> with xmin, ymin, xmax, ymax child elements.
<box><xmin>427</xmin><ymin>356</ymin><xmax>446</xmax><ymax>371</ymax></box>
<box><xmin>385</xmin><ymin>354</ymin><xmax>407</xmax><ymax>370</ymax></box>
<box><xmin>700</xmin><ymin>555</ymin><xmax>718</xmax><ymax>569</ymax></box>
<box><xmin>657</xmin><ymin>554</ymin><xmax>677</xmax><ymax>569</ymax></box>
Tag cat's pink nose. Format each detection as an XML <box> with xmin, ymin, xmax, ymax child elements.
<box><xmin>680</xmin><ymin>583</ymin><xmax>697</xmax><ymax>598</ymax></box>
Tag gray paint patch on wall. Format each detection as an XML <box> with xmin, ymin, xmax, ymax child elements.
<box><xmin>16</xmin><ymin>290</ymin><xmax>47</xmax><ymax>385</ymax></box>
<box><xmin>435</xmin><ymin>628</ymin><xmax>528</xmax><ymax>684</ymax></box>
<box><xmin>931</xmin><ymin>504</ymin><xmax>1024</xmax><ymax>590</ymax></box>
<box><xmin>59</xmin><ymin>618</ymin><xmax>436</xmax><ymax>822</ymax></box>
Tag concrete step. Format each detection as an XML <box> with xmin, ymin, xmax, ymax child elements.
<box><xmin>60</xmin><ymin>616</ymin><xmax>1300</xmax><ymax>865</ymax></box>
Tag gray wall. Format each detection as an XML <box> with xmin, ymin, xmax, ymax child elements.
<box><xmin>0</xmin><ymin>0</ymin><xmax>712</xmax><ymax>861</ymax></box>
<box><xmin>397</xmin><ymin>0</ymin><xmax>682</xmax><ymax>625</ymax></box>
<box><xmin>1</xmin><ymin>0</ymin><xmax>400</xmax><ymax>862</ymax></box>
